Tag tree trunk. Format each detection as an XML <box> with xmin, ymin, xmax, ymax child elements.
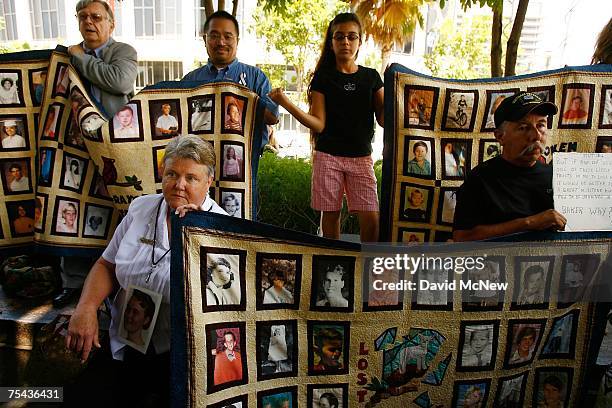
<box><xmin>380</xmin><ymin>44</ymin><xmax>392</xmax><ymax>76</ymax></box>
<box><xmin>205</xmin><ymin>0</ymin><xmax>214</xmax><ymax>17</ymax></box>
<box><xmin>490</xmin><ymin>5</ymin><xmax>503</xmax><ymax>77</ymax></box>
<box><xmin>218</xmin><ymin>0</ymin><xmax>226</xmax><ymax>12</ymax></box>
<box><xmin>232</xmin><ymin>0</ymin><xmax>239</xmax><ymax>17</ymax></box>
<box><xmin>504</xmin><ymin>0</ymin><xmax>529</xmax><ymax>77</ymax></box>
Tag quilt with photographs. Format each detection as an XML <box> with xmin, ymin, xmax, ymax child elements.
<box><xmin>380</xmin><ymin>63</ymin><xmax>612</xmax><ymax>243</ymax></box>
<box><xmin>0</xmin><ymin>48</ymin><xmax>262</xmax><ymax>253</ymax></box>
<box><xmin>171</xmin><ymin>212</ymin><xmax>611</xmax><ymax>407</ymax></box>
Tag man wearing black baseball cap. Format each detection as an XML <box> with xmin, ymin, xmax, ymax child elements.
<box><xmin>453</xmin><ymin>91</ymin><xmax>567</xmax><ymax>241</ymax></box>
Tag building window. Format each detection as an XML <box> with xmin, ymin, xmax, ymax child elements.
<box><xmin>194</xmin><ymin>0</ymin><xmax>243</xmax><ymax>39</ymax></box>
<box><xmin>136</xmin><ymin>61</ymin><xmax>183</xmax><ymax>90</ymax></box>
<box><xmin>0</xmin><ymin>0</ymin><xmax>17</xmax><ymax>41</ymax></box>
<box><xmin>114</xmin><ymin>0</ymin><xmax>123</xmax><ymax>37</ymax></box>
<box><xmin>29</xmin><ymin>0</ymin><xmax>66</xmax><ymax>40</ymax></box>
<box><xmin>135</xmin><ymin>0</ymin><xmax>182</xmax><ymax>39</ymax></box>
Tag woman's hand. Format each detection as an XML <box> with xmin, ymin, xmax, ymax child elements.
<box><xmin>66</xmin><ymin>305</ymin><xmax>100</xmax><ymax>363</ymax></box>
<box><xmin>268</xmin><ymin>88</ymin><xmax>289</xmax><ymax>106</ymax></box>
<box><xmin>175</xmin><ymin>203</ymin><xmax>201</xmax><ymax>218</ymax></box>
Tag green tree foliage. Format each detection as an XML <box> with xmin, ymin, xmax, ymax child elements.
<box><xmin>257</xmin><ymin>153</ymin><xmax>383</xmax><ymax>236</ymax></box>
<box><xmin>0</xmin><ymin>17</ymin><xmax>30</xmax><ymax>54</ymax></box>
<box><xmin>252</xmin><ymin>0</ymin><xmax>343</xmax><ymax>93</ymax></box>
<box><xmin>438</xmin><ymin>0</ymin><xmax>530</xmax><ymax>77</ymax></box>
<box><xmin>424</xmin><ymin>15</ymin><xmax>491</xmax><ymax>79</ymax></box>
<box><xmin>351</xmin><ymin>0</ymin><xmax>426</xmax><ymax>72</ymax></box>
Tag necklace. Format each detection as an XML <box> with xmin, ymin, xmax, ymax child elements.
<box><xmin>146</xmin><ymin>198</ymin><xmax>171</xmax><ymax>282</ymax></box>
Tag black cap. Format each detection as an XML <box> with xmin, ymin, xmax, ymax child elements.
<box><xmin>493</xmin><ymin>91</ymin><xmax>558</xmax><ymax>128</ymax></box>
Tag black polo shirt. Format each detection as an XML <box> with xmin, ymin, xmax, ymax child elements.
<box><xmin>453</xmin><ymin>156</ymin><xmax>554</xmax><ymax>231</ymax></box>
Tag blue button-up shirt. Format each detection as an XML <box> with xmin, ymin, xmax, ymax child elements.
<box><xmin>82</xmin><ymin>39</ymin><xmax>111</xmax><ymax>104</ymax></box>
<box><xmin>183</xmin><ymin>59</ymin><xmax>278</xmax><ymax>148</ymax></box>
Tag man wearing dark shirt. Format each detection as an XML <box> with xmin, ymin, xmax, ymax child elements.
<box><xmin>453</xmin><ymin>92</ymin><xmax>567</xmax><ymax>241</ymax></box>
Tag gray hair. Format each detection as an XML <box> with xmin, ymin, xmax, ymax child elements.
<box><xmin>76</xmin><ymin>0</ymin><xmax>114</xmax><ymax>24</ymax></box>
<box><xmin>163</xmin><ymin>134</ymin><xmax>215</xmax><ymax>177</ymax></box>
<box><xmin>493</xmin><ymin>121</ymin><xmax>509</xmax><ymax>137</ymax></box>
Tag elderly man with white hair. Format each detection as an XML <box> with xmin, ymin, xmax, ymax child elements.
<box><xmin>55</xmin><ymin>0</ymin><xmax>139</xmax><ymax>308</ymax></box>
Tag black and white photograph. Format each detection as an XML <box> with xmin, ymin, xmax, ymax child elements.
<box><xmin>220</xmin><ymin>189</ymin><xmax>244</xmax><ymax>218</ymax></box>
<box><xmin>117</xmin><ymin>285</ymin><xmax>163</xmax><ymax>354</ymax></box>
<box><xmin>307</xmin><ymin>383</ymin><xmax>348</xmax><ymax>408</ymax></box>
<box><xmin>200</xmin><ymin>248</ymin><xmax>247</xmax><ymax>312</ymax></box>
<box><xmin>512</xmin><ymin>256</ymin><xmax>554</xmax><ymax>309</ymax></box>
<box><xmin>442</xmin><ymin>89</ymin><xmax>478</xmax><ymax>132</ymax></box>
<box><xmin>310</xmin><ymin>255</ymin><xmax>355</xmax><ymax>312</ymax></box>
<box><xmin>60</xmin><ymin>154</ymin><xmax>88</xmax><ymax>194</ymax></box>
<box><xmin>363</xmin><ymin>258</ymin><xmax>403</xmax><ymax>311</ymax></box>
<box><xmin>149</xmin><ymin>99</ymin><xmax>181</xmax><ymax>140</ymax></box>
<box><xmin>558</xmin><ymin>254</ymin><xmax>599</xmax><ymax>306</ymax></box>
<box><xmin>82</xmin><ymin>203</ymin><xmax>113</xmax><ymax>239</ymax></box>
<box><xmin>207</xmin><ymin>395</ymin><xmax>247</xmax><ymax>408</ymax></box>
<box><xmin>412</xmin><ymin>264</ymin><xmax>453</xmax><ymax>310</ymax></box>
<box><xmin>256</xmin><ymin>320</ymin><xmax>298</xmax><ymax>380</ymax></box>
<box><xmin>0</xmin><ymin>70</ymin><xmax>23</xmax><ymax>106</ymax></box>
<box><xmin>0</xmin><ymin>116</ymin><xmax>28</xmax><ymax>150</ymax></box>
<box><xmin>493</xmin><ymin>371</ymin><xmax>528</xmax><ymax>408</ymax></box>
<box><xmin>462</xmin><ymin>257</ymin><xmax>505</xmax><ymax>311</ymax></box>
<box><xmin>256</xmin><ymin>253</ymin><xmax>300</xmax><ymax>309</ymax></box>
<box><xmin>188</xmin><ymin>95</ymin><xmax>215</xmax><ymax>134</ymax></box>
<box><xmin>457</xmin><ymin>321</ymin><xmax>498</xmax><ymax>371</ymax></box>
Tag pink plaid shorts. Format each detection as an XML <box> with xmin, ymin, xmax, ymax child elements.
<box><xmin>311</xmin><ymin>151</ymin><xmax>379</xmax><ymax>212</ymax></box>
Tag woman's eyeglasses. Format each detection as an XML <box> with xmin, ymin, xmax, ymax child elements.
<box><xmin>76</xmin><ymin>13</ymin><xmax>107</xmax><ymax>23</ymax></box>
<box><xmin>332</xmin><ymin>33</ymin><xmax>360</xmax><ymax>41</ymax></box>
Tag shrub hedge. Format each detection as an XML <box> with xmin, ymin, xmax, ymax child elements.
<box><xmin>256</xmin><ymin>152</ymin><xmax>383</xmax><ymax>236</ymax></box>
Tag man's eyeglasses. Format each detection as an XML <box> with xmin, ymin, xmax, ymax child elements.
<box><xmin>76</xmin><ymin>13</ymin><xmax>107</xmax><ymax>23</ymax></box>
<box><xmin>332</xmin><ymin>33</ymin><xmax>360</xmax><ymax>42</ymax></box>
<box><xmin>206</xmin><ymin>33</ymin><xmax>237</xmax><ymax>43</ymax></box>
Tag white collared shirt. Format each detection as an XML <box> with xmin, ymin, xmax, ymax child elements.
<box><xmin>102</xmin><ymin>193</ymin><xmax>226</xmax><ymax>360</ymax></box>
